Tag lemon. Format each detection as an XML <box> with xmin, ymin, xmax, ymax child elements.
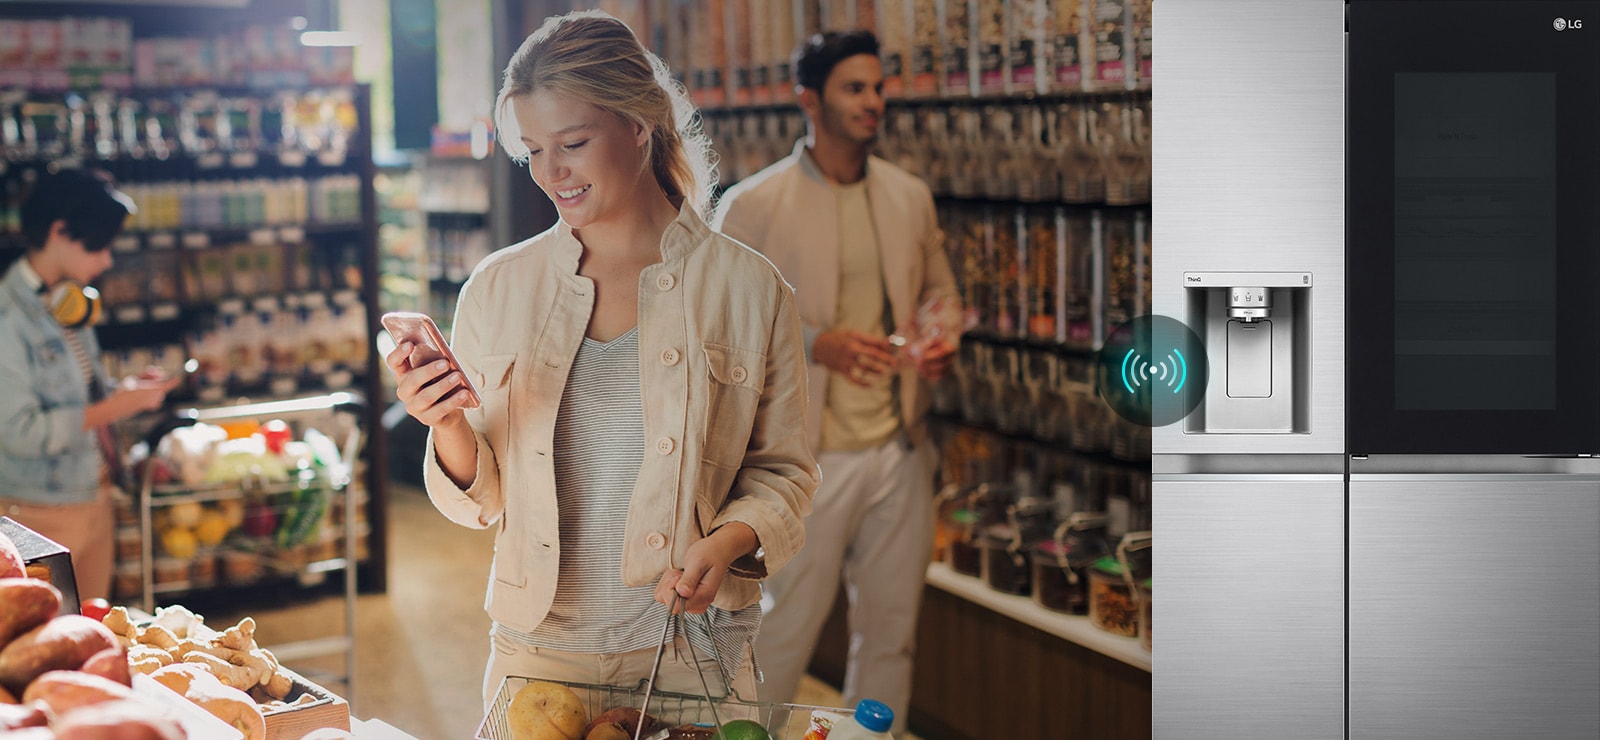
<box><xmin>713</xmin><ymin>719</ymin><xmax>771</xmax><ymax>740</ymax></box>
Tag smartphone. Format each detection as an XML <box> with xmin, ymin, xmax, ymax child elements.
<box><xmin>380</xmin><ymin>311</ymin><xmax>482</xmax><ymax>408</ymax></box>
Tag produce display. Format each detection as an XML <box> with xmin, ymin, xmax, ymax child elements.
<box><xmin>0</xmin><ymin>574</ymin><xmax>183</xmax><ymax>738</ymax></box>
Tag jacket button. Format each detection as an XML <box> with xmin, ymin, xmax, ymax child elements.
<box><xmin>656</xmin><ymin>437</ymin><xmax>675</xmax><ymax>455</ymax></box>
<box><xmin>661</xmin><ymin>348</ymin><xmax>681</xmax><ymax>366</ymax></box>
<box><xmin>645</xmin><ymin>533</ymin><xmax>667</xmax><ymax>550</ymax></box>
<box><xmin>656</xmin><ymin>273</ymin><xmax>676</xmax><ymax>291</ymax></box>
<box><xmin>730</xmin><ymin>366</ymin><xmax>748</xmax><ymax>383</ymax></box>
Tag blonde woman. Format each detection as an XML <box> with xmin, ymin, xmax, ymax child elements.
<box><xmin>384</xmin><ymin>10</ymin><xmax>817</xmax><ymax>709</ymax></box>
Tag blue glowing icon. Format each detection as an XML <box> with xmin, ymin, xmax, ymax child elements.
<box><xmin>1120</xmin><ymin>347</ymin><xmax>1188</xmax><ymax>395</ymax></box>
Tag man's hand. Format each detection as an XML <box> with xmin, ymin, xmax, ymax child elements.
<box><xmin>913</xmin><ymin>336</ymin><xmax>956</xmax><ymax>382</ymax></box>
<box><xmin>813</xmin><ymin>330</ymin><xmax>894</xmax><ymax>387</ymax></box>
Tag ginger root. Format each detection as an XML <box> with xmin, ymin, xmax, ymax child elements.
<box><xmin>183</xmin><ymin>652</ymin><xmax>261</xmax><ymax>692</ymax></box>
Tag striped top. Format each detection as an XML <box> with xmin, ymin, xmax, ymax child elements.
<box><xmin>498</xmin><ymin>327</ymin><xmax>761</xmax><ymax>685</ymax></box>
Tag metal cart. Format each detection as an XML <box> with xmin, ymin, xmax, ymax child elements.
<box><xmin>134</xmin><ymin>391</ymin><xmax>365</xmax><ymax>705</ymax></box>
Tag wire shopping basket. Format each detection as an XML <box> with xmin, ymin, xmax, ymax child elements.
<box><xmin>477</xmin><ymin>675</ymin><xmax>850</xmax><ymax>740</ymax></box>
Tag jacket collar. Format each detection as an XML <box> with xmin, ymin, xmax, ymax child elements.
<box><xmin>792</xmin><ymin>139</ymin><xmax>876</xmax><ymax>188</ymax></box>
<box><xmin>2</xmin><ymin>260</ymin><xmax>53</xmax><ymax>325</ymax></box>
<box><xmin>548</xmin><ymin>196</ymin><xmax>711</xmax><ymax>279</ymax></box>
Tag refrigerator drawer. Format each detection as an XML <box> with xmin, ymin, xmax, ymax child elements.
<box><xmin>1349</xmin><ymin>481</ymin><xmax>1600</xmax><ymax>739</ymax></box>
<box><xmin>1153</xmin><ymin>478</ymin><xmax>1344</xmax><ymax>740</ymax></box>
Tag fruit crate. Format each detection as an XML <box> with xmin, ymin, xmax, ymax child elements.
<box><xmin>478</xmin><ymin>675</ymin><xmax>851</xmax><ymax>740</ymax></box>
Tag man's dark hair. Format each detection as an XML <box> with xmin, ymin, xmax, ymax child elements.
<box><xmin>20</xmin><ymin>168</ymin><xmax>136</xmax><ymax>253</ymax></box>
<box><xmin>792</xmin><ymin>30</ymin><xmax>880</xmax><ymax>94</ymax></box>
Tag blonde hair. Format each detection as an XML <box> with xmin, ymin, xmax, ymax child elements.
<box><xmin>496</xmin><ymin>10</ymin><xmax>718</xmax><ymax>216</ymax></box>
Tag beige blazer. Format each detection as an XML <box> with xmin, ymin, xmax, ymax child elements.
<box><xmin>423</xmin><ymin>204</ymin><xmax>818</xmax><ymax>632</ymax></box>
<box><xmin>713</xmin><ymin>141</ymin><xmax>962</xmax><ymax>450</ymax></box>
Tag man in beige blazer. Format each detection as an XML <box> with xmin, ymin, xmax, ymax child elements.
<box><xmin>712</xmin><ymin>29</ymin><xmax>961</xmax><ymax>733</ymax></box>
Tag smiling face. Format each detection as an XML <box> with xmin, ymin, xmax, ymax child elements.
<box><xmin>510</xmin><ymin>88</ymin><xmax>653</xmax><ymax>230</ymax></box>
<box><xmin>810</xmin><ymin>54</ymin><xmax>886</xmax><ymax>148</ymax></box>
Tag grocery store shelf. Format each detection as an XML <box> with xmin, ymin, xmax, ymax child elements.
<box><xmin>925</xmin><ymin>561</ymin><xmax>1151</xmax><ymax>672</ymax></box>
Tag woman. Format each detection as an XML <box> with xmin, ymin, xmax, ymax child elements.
<box><xmin>385</xmin><ymin>11</ymin><xmax>817</xmax><ymax>709</ymax></box>
<box><xmin>0</xmin><ymin>168</ymin><xmax>179</xmax><ymax>601</ymax></box>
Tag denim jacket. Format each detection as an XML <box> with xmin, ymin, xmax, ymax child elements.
<box><xmin>0</xmin><ymin>260</ymin><xmax>111</xmax><ymax>504</ymax></box>
<box><xmin>422</xmin><ymin>204</ymin><xmax>818</xmax><ymax>633</ymax></box>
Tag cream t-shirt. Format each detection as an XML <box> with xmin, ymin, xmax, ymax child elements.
<box><xmin>821</xmin><ymin>181</ymin><xmax>901</xmax><ymax>452</ymax></box>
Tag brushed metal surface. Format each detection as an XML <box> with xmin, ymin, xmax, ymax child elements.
<box><xmin>1350</xmin><ymin>454</ymin><xmax>1600</xmax><ymax>476</ymax></box>
<box><xmin>1154</xmin><ymin>480</ymin><xmax>1345</xmax><ymax>740</ymax></box>
<box><xmin>1154</xmin><ymin>453</ymin><xmax>1347</xmax><ymax>475</ymax></box>
<box><xmin>1350</xmin><ymin>482</ymin><xmax>1600</xmax><ymax>739</ymax></box>
<box><xmin>1154</xmin><ymin>0</ymin><xmax>1345</xmax><ymax>454</ymax></box>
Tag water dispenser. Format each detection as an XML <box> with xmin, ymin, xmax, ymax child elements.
<box><xmin>1181</xmin><ymin>272</ymin><xmax>1311</xmax><ymax>434</ymax></box>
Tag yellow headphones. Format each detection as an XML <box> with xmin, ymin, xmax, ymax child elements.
<box><xmin>46</xmin><ymin>282</ymin><xmax>103</xmax><ymax>329</ymax></box>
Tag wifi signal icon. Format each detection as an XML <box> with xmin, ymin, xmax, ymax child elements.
<box><xmin>1120</xmin><ymin>347</ymin><xmax>1188</xmax><ymax>396</ymax></box>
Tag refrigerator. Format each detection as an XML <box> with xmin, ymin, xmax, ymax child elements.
<box><xmin>1155</xmin><ymin>1</ymin><xmax>1600</xmax><ymax>738</ymax></box>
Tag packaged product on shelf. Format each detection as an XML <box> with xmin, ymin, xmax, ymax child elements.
<box><xmin>1024</xmin><ymin>206</ymin><xmax>1055</xmax><ymax>340</ymax></box>
<box><xmin>691</xmin><ymin>0</ymin><xmax>728</xmax><ymax>107</ymax></box>
<box><xmin>1101</xmin><ymin>102</ymin><xmax>1150</xmax><ymax>205</ymax></box>
<box><xmin>728</xmin><ymin>0</ymin><xmax>754</xmax><ymax>106</ymax></box>
<box><xmin>877</xmin><ymin>0</ymin><xmax>911</xmax><ymax>97</ymax></box>
<box><xmin>769</xmin><ymin>0</ymin><xmax>797</xmax><ymax>101</ymax></box>
<box><xmin>1131</xmin><ymin>0</ymin><xmax>1151</xmax><ymax>86</ymax></box>
<box><xmin>858</xmin><ymin>0</ymin><xmax>879</xmax><ymax>32</ymax></box>
<box><xmin>1103</xmin><ymin>210</ymin><xmax>1139</xmax><ymax>330</ymax></box>
<box><xmin>749</xmin><ymin>0</ymin><xmax>772</xmax><ymax>102</ymax></box>
<box><xmin>1058</xmin><ymin>102</ymin><xmax>1106</xmax><ymax>204</ymax></box>
<box><xmin>976</xmin><ymin>0</ymin><xmax>1006</xmax><ymax>95</ymax></box>
<box><xmin>1030</xmin><ymin>512</ymin><xmax>1110</xmax><ymax>615</ymax></box>
<box><xmin>979</xmin><ymin>493</ymin><xmax>1053</xmax><ymax>596</ymax></box>
<box><xmin>995</xmin><ymin>205</ymin><xmax>1022</xmax><ymax>338</ymax></box>
<box><xmin>1061</xmin><ymin>208</ymin><xmax>1099</xmax><ymax>350</ymax></box>
<box><xmin>1088</xmin><ymin>0</ymin><xmax>1133</xmax><ymax>91</ymax></box>
<box><xmin>1008</xmin><ymin>0</ymin><xmax>1049</xmax><ymax>95</ymax></box>
<box><xmin>909</xmin><ymin>0</ymin><xmax>940</xmax><ymax>96</ymax></box>
<box><xmin>937</xmin><ymin>0</ymin><xmax>974</xmax><ymax>97</ymax></box>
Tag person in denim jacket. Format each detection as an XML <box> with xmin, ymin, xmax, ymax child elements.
<box><xmin>0</xmin><ymin>169</ymin><xmax>178</xmax><ymax>600</ymax></box>
<box><xmin>384</xmin><ymin>11</ymin><xmax>818</xmax><ymax>710</ymax></box>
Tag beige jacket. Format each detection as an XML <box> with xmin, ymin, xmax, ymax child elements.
<box><xmin>423</xmin><ymin>204</ymin><xmax>818</xmax><ymax>633</ymax></box>
<box><xmin>713</xmin><ymin>141</ymin><xmax>962</xmax><ymax>450</ymax></box>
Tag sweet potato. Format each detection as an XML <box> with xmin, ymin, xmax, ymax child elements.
<box><xmin>0</xmin><ymin>578</ymin><xmax>62</xmax><ymax>648</ymax></box>
<box><xmin>0</xmin><ymin>699</ymin><xmax>48</xmax><ymax>730</ymax></box>
<box><xmin>22</xmin><ymin>669</ymin><xmax>131</xmax><ymax>715</ymax></box>
<box><xmin>0</xmin><ymin>615</ymin><xmax>118</xmax><ymax>694</ymax></box>
<box><xmin>80</xmin><ymin>646</ymin><xmax>132</xmax><ymax>687</ymax></box>
<box><xmin>0</xmin><ymin>682</ymin><xmax>15</xmax><ymax>704</ymax></box>
<box><xmin>0</xmin><ymin>533</ymin><xmax>24</xmax><ymax>579</ymax></box>
<box><xmin>52</xmin><ymin>698</ymin><xmax>185</xmax><ymax>740</ymax></box>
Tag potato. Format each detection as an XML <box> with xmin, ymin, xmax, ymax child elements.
<box><xmin>0</xmin><ymin>700</ymin><xmax>48</xmax><ymax>730</ymax></box>
<box><xmin>80</xmin><ymin>646</ymin><xmax>132</xmax><ymax>687</ymax></box>
<box><xmin>52</xmin><ymin>698</ymin><xmax>185</xmax><ymax>740</ymax></box>
<box><xmin>22</xmin><ymin>669</ymin><xmax>131</xmax><ymax>715</ymax></box>
<box><xmin>0</xmin><ymin>578</ymin><xmax>62</xmax><ymax>648</ymax></box>
<box><xmin>0</xmin><ymin>533</ymin><xmax>24</xmax><ymax>579</ymax></box>
<box><xmin>508</xmin><ymin>680</ymin><xmax>588</xmax><ymax>740</ymax></box>
<box><xmin>0</xmin><ymin>615</ymin><xmax>119</xmax><ymax>694</ymax></box>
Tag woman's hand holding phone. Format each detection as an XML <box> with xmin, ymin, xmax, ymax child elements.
<box><xmin>381</xmin><ymin>312</ymin><xmax>480</xmax><ymax>429</ymax></box>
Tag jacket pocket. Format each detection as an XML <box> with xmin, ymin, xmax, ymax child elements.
<box><xmin>475</xmin><ymin>353</ymin><xmax>517</xmax><ymax>453</ymax></box>
<box><xmin>700</xmin><ymin>343</ymin><xmax>765</xmax><ymax>471</ymax></box>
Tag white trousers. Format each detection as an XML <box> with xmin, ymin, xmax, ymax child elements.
<box><xmin>754</xmin><ymin>434</ymin><xmax>937</xmax><ymax>733</ymax></box>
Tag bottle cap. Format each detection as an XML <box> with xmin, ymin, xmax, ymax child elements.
<box><xmin>855</xmin><ymin>699</ymin><xmax>893</xmax><ymax>733</ymax></box>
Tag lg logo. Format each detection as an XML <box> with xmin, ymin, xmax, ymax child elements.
<box><xmin>1555</xmin><ymin>17</ymin><xmax>1583</xmax><ymax>30</ymax></box>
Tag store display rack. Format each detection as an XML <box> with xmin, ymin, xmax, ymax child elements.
<box><xmin>134</xmin><ymin>392</ymin><xmax>364</xmax><ymax>697</ymax></box>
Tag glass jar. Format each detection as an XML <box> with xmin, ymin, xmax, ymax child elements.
<box><xmin>1029</xmin><ymin>513</ymin><xmax>1109</xmax><ymax>614</ymax></box>
<box><xmin>1139</xmin><ymin>578</ymin><xmax>1152</xmax><ymax>651</ymax></box>
<box><xmin>1087</xmin><ymin>556</ymin><xmax>1138</xmax><ymax>636</ymax></box>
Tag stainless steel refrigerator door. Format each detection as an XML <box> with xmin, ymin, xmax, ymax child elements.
<box><xmin>1349</xmin><ymin>478</ymin><xmax>1600</xmax><ymax>739</ymax></box>
<box><xmin>1154</xmin><ymin>477</ymin><xmax>1345</xmax><ymax>740</ymax></box>
<box><xmin>1154</xmin><ymin>0</ymin><xmax>1345</xmax><ymax>455</ymax></box>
